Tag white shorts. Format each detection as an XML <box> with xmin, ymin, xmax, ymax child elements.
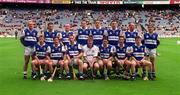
<box><xmin>117</xmin><ymin>59</ymin><xmax>125</xmax><ymax>65</ymax></box>
<box><xmin>146</xmin><ymin>48</ymin><xmax>156</xmax><ymax>57</ymax></box>
<box><xmin>52</xmin><ymin>60</ymin><xmax>59</xmax><ymax>65</ymax></box>
<box><xmin>24</xmin><ymin>47</ymin><xmax>34</xmax><ymax>56</ymax></box>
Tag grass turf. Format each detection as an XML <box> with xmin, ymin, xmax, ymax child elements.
<box><xmin>0</xmin><ymin>38</ymin><xmax>180</xmax><ymax>95</ymax></box>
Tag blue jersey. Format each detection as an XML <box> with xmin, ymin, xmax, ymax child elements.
<box><xmin>115</xmin><ymin>44</ymin><xmax>127</xmax><ymax>60</ymax></box>
<box><xmin>66</xmin><ymin>42</ymin><xmax>82</xmax><ymax>58</ymax></box>
<box><xmin>44</xmin><ymin>31</ymin><xmax>58</xmax><ymax>46</ymax></box>
<box><xmin>61</xmin><ymin>31</ymin><xmax>73</xmax><ymax>45</ymax></box>
<box><xmin>144</xmin><ymin>33</ymin><xmax>158</xmax><ymax>49</ymax></box>
<box><xmin>107</xmin><ymin>29</ymin><xmax>121</xmax><ymax>46</ymax></box>
<box><xmin>23</xmin><ymin>28</ymin><xmax>38</xmax><ymax>47</ymax></box>
<box><xmin>33</xmin><ymin>43</ymin><xmax>49</xmax><ymax>59</ymax></box>
<box><xmin>132</xmin><ymin>44</ymin><xmax>146</xmax><ymax>61</ymax></box>
<box><xmin>125</xmin><ymin>31</ymin><xmax>138</xmax><ymax>46</ymax></box>
<box><xmin>99</xmin><ymin>44</ymin><xmax>113</xmax><ymax>59</ymax></box>
<box><xmin>50</xmin><ymin>44</ymin><xmax>65</xmax><ymax>60</ymax></box>
<box><xmin>91</xmin><ymin>28</ymin><xmax>104</xmax><ymax>46</ymax></box>
<box><xmin>77</xmin><ymin>28</ymin><xmax>90</xmax><ymax>46</ymax></box>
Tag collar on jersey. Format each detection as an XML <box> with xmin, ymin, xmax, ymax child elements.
<box><xmin>38</xmin><ymin>42</ymin><xmax>46</xmax><ymax>46</ymax></box>
<box><xmin>81</xmin><ymin>27</ymin><xmax>88</xmax><ymax>30</ymax></box>
<box><xmin>70</xmin><ymin>41</ymin><xmax>77</xmax><ymax>45</ymax></box>
<box><xmin>102</xmin><ymin>44</ymin><xmax>109</xmax><ymax>48</ymax></box>
<box><xmin>53</xmin><ymin>44</ymin><xmax>61</xmax><ymax>47</ymax></box>
<box><xmin>47</xmin><ymin>29</ymin><xmax>55</xmax><ymax>33</ymax></box>
<box><xmin>110</xmin><ymin>27</ymin><xmax>118</xmax><ymax>30</ymax></box>
<box><xmin>118</xmin><ymin>43</ymin><xmax>125</xmax><ymax>48</ymax></box>
<box><xmin>149</xmin><ymin>32</ymin><xmax>155</xmax><ymax>35</ymax></box>
<box><xmin>27</xmin><ymin>28</ymin><xmax>35</xmax><ymax>32</ymax></box>
<box><xmin>127</xmin><ymin>29</ymin><xmax>137</xmax><ymax>32</ymax></box>
<box><xmin>87</xmin><ymin>44</ymin><xmax>94</xmax><ymax>49</ymax></box>
<box><xmin>64</xmin><ymin>30</ymin><xmax>71</xmax><ymax>33</ymax></box>
<box><xmin>135</xmin><ymin>43</ymin><xmax>142</xmax><ymax>47</ymax></box>
<box><xmin>95</xmin><ymin>27</ymin><xmax>102</xmax><ymax>30</ymax></box>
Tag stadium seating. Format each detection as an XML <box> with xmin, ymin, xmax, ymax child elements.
<box><xmin>0</xmin><ymin>8</ymin><xmax>179</xmax><ymax>37</ymax></box>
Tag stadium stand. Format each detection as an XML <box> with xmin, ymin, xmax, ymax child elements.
<box><xmin>0</xmin><ymin>4</ymin><xmax>179</xmax><ymax>38</ymax></box>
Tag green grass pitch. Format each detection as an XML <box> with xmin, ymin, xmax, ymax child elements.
<box><xmin>0</xmin><ymin>38</ymin><xmax>180</xmax><ymax>95</ymax></box>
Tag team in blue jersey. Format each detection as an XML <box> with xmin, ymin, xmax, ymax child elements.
<box><xmin>77</xmin><ymin>21</ymin><xmax>91</xmax><ymax>46</ymax></box>
<box><xmin>21</xmin><ymin>20</ymin><xmax>159</xmax><ymax>81</ymax></box>
<box><xmin>44</xmin><ymin>23</ymin><xmax>59</xmax><ymax>46</ymax></box>
<box><xmin>91</xmin><ymin>20</ymin><xmax>104</xmax><ymax>46</ymax></box>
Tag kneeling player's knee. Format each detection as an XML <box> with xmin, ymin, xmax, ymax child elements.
<box><xmin>107</xmin><ymin>62</ymin><xmax>112</xmax><ymax>68</ymax></box>
<box><xmin>48</xmin><ymin>61</ymin><xmax>53</xmax><ymax>66</ymax></box>
<box><xmin>77</xmin><ymin>60</ymin><xmax>83</xmax><ymax>66</ymax></box>
<box><xmin>98</xmin><ymin>61</ymin><xmax>103</xmax><ymax>66</ymax></box>
<box><xmin>59</xmin><ymin>61</ymin><xmax>64</xmax><ymax>66</ymax></box>
<box><xmin>94</xmin><ymin>63</ymin><xmax>99</xmax><ymax>70</ymax></box>
<box><xmin>32</xmin><ymin>60</ymin><xmax>37</xmax><ymax>65</ymax></box>
<box><xmin>83</xmin><ymin>63</ymin><xmax>88</xmax><ymax>69</ymax></box>
<box><xmin>131</xmin><ymin>63</ymin><xmax>136</xmax><ymax>67</ymax></box>
<box><xmin>44</xmin><ymin>60</ymin><xmax>49</xmax><ymax>64</ymax></box>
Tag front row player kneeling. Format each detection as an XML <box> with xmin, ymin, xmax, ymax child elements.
<box><xmin>131</xmin><ymin>36</ymin><xmax>154</xmax><ymax>80</ymax></box>
<box><xmin>98</xmin><ymin>37</ymin><xmax>114</xmax><ymax>80</ymax></box>
<box><xmin>65</xmin><ymin>34</ymin><xmax>84</xmax><ymax>79</ymax></box>
<box><xmin>114</xmin><ymin>36</ymin><xmax>132</xmax><ymax>79</ymax></box>
<box><xmin>82</xmin><ymin>36</ymin><xmax>100</xmax><ymax>79</ymax></box>
<box><xmin>31</xmin><ymin>36</ymin><xmax>50</xmax><ymax>80</ymax></box>
<box><xmin>47</xmin><ymin>37</ymin><xmax>67</xmax><ymax>82</ymax></box>
<box><xmin>31</xmin><ymin>35</ymin><xmax>155</xmax><ymax>81</ymax></box>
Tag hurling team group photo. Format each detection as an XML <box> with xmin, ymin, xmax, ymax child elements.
<box><xmin>20</xmin><ymin>20</ymin><xmax>159</xmax><ymax>82</ymax></box>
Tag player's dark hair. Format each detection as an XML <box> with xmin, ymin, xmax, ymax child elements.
<box><xmin>53</xmin><ymin>36</ymin><xmax>59</xmax><ymax>40</ymax></box>
<box><xmin>88</xmin><ymin>35</ymin><xmax>93</xmax><ymax>40</ymax></box>
<box><xmin>135</xmin><ymin>36</ymin><xmax>141</xmax><ymax>39</ymax></box>
<box><xmin>102</xmin><ymin>35</ymin><xmax>108</xmax><ymax>41</ymax></box>
<box><xmin>94</xmin><ymin>19</ymin><xmax>100</xmax><ymax>23</ymax></box>
<box><xmin>48</xmin><ymin>22</ymin><xmax>53</xmax><ymax>26</ymax></box>
<box><xmin>119</xmin><ymin>36</ymin><xmax>125</xmax><ymax>39</ymax></box>
<box><xmin>39</xmin><ymin>35</ymin><xmax>44</xmax><ymax>38</ymax></box>
<box><xmin>81</xmin><ymin>20</ymin><xmax>87</xmax><ymax>23</ymax></box>
<box><xmin>148</xmin><ymin>24</ymin><xmax>155</xmax><ymax>30</ymax></box>
<box><xmin>111</xmin><ymin>20</ymin><xmax>117</xmax><ymax>24</ymax></box>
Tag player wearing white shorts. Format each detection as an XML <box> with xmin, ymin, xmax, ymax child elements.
<box><xmin>20</xmin><ymin>20</ymin><xmax>38</xmax><ymax>79</ymax></box>
<box><xmin>31</xmin><ymin>36</ymin><xmax>50</xmax><ymax>80</ymax></box>
<box><xmin>114</xmin><ymin>36</ymin><xmax>132</xmax><ymax>79</ymax></box>
<box><xmin>131</xmin><ymin>36</ymin><xmax>154</xmax><ymax>80</ymax></box>
<box><xmin>143</xmin><ymin>25</ymin><xmax>160</xmax><ymax>78</ymax></box>
<box><xmin>65</xmin><ymin>34</ymin><xmax>84</xmax><ymax>80</ymax></box>
<box><xmin>98</xmin><ymin>37</ymin><xmax>114</xmax><ymax>80</ymax></box>
<box><xmin>48</xmin><ymin>37</ymin><xmax>66</xmax><ymax>81</ymax></box>
<box><xmin>82</xmin><ymin>36</ymin><xmax>99</xmax><ymax>79</ymax></box>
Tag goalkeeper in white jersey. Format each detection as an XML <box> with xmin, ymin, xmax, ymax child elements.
<box><xmin>82</xmin><ymin>35</ymin><xmax>99</xmax><ymax>79</ymax></box>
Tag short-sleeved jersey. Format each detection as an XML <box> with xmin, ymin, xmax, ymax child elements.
<box><xmin>107</xmin><ymin>29</ymin><xmax>121</xmax><ymax>46</ymax></box>
<box><xmin>143</xmin><ymin>32</ymin><xmax>158</xmax><ymax>49</ymax></box>
<box><xmin>61</xmin><ymin>31</ymin><xmax>74</xmax><ymax>45</ymax></box>
<box><xmin>99</xmin><ymin>44</ymin><xmax>113</xmax><ymax>59</ymax></box>
<box><xmin>44</xmin><ymin>30</ymin><xmax>58</xmax><ymax>46</ymax></box>
<box><xmin>115</xmin><ymin>44</ymin><xmax>128</xmax><ymax>60</ymax></box>
<box><xmin>50</xmin><ymin>44</ymin><xmax>66</xmax><ymax>60</ymax></box>
<box><xmin>125</xmin><ymin>31</ymin><xmax>138</xmax><ymax>46</ymax></box>
<box><xmin>91</xmin><ymin>28</ymin><xmax>105</xmax><ymax>46</ymax></box>
<box><xmin>33</xmin><ymin>43</ymin><xmax>50</xmax><ymax>59</ymax></box>
<box><xmin>66</xmin><ymin>42</ymin><xmax>82</xmax><ymax>58</ymax></box>
<box><xmin>23</xmin><ymin>28</ymin><xmax>38</xmax><ymax>47</ymax></box>
<box><xmin>77</xmin><ymin>28</ymin><xmax>90</xmax><ymax>46</ymax></box>
<box><xmin>132</xmin><ymin>44</ymin><xmax>146</xmax><ymax>61</ymax></box>
<box><xmin>82</xmin><ymin>45</ymin><xmax>99</xmax><ymax>57</ymax></box>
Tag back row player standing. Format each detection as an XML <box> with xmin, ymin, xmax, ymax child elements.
<box><xmin>44</xmin><ymin>22</ymin><xmax>59</xmax><ymax>46</ymax></box>
<box><xmin>21</xmin><ymin>20</ymin><xmax>38</xmax><ymax>79</ymax></box>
